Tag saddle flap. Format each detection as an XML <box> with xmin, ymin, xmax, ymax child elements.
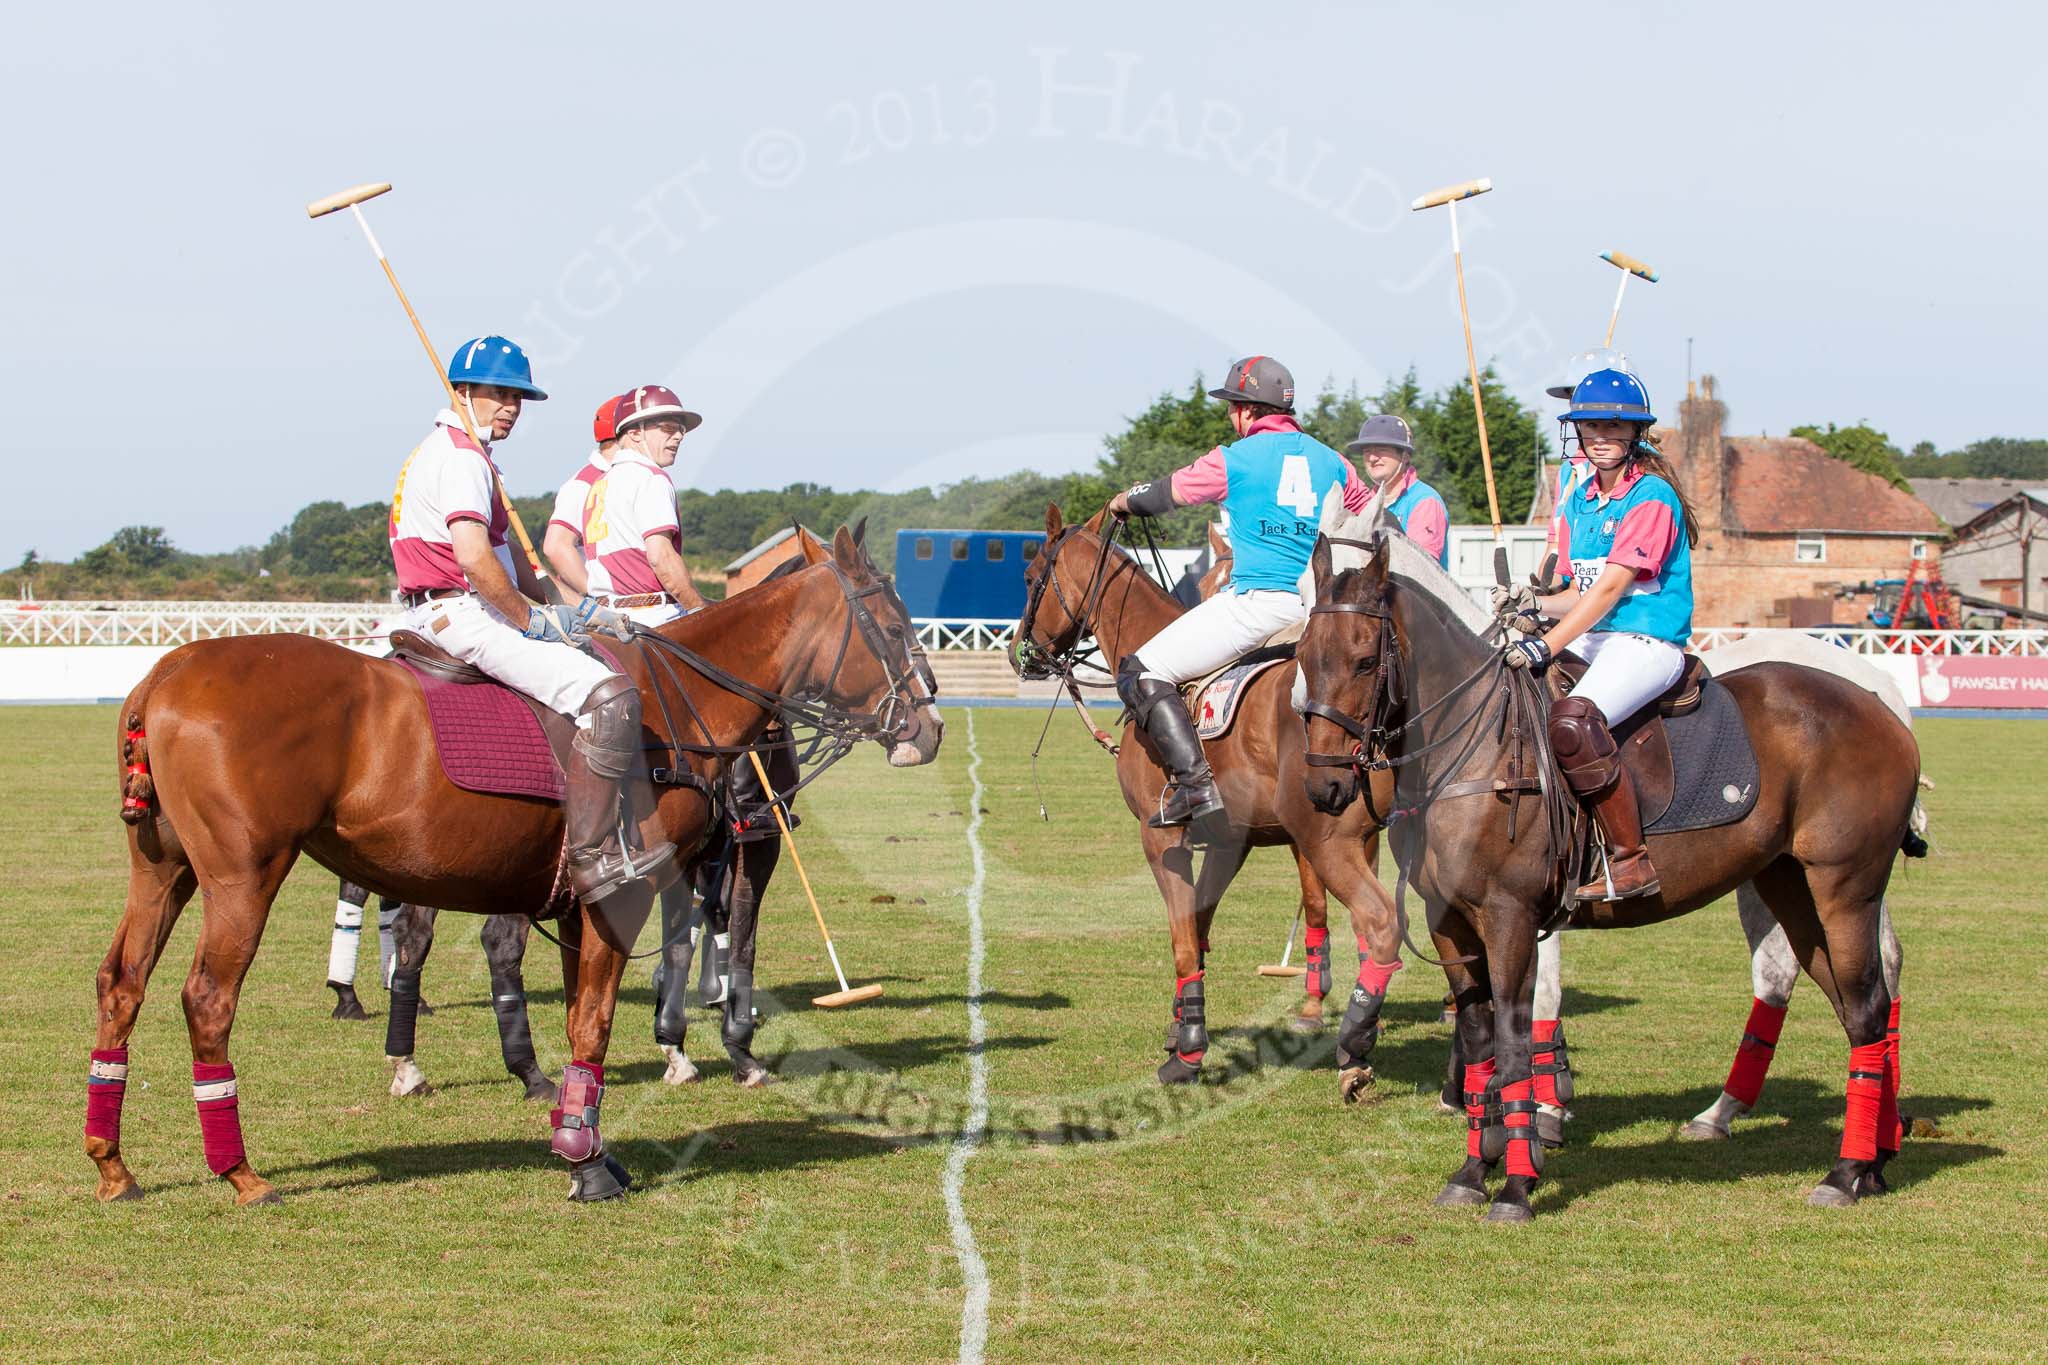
<box><xmin>1613</xmin><ymin>711</ymin><xmax>1675</xmax><ymax>827</ymax></box>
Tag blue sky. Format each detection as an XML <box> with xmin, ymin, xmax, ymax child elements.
<box><xmin>3</xmin><ymin>2</ymin><xmax>2042</xmax><ymax>559</ymax></box>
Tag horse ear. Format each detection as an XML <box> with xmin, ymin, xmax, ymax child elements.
<box><xmin>852</xmin><ymin>516</ymin><xmax>868</xmax><ymax>547</ymax></box>
<box><xmin>799</xmin><ymin>525</ymin><xmax>827</xmax><ymax>564</ymax></box>
<box><xmin>831</xmin><ymin>524</ymin><xmax>862</xmax><ymax>574</ymax></box>
<box><xmin>1207</xmin><ymin>521</ymin><xmax>1229</xmax><ymax>557</ymax></box>
<box><xmin>1310</xmin><ymin>534</ymin><xmax>1334</xmax><ymax>588</ymax></box>
<box><xmin>1044</xmin><ymin>503</ymin><xmax>1064</xmax><ymax>537</ymax></box>
<box><xmin>1367</xmin><ymin>534</ymin><xmax>1391</xmax><ymax>581</ymax></box>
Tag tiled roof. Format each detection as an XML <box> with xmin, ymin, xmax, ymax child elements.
<box><xmin>1723</xmin><ymin>437</ymin><xmax>1943</xmax><ymax>535</ymax></box>
<box><xmin>1908</xmin><ymin>477</ymin><xmax>2037</xmax><ymax>528</ymax></box>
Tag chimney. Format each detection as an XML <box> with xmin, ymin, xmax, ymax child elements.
<box><xmin>1677</xmin><ymin>374</ymin><xmax>1727</xmax><ymax>537</ymax></box>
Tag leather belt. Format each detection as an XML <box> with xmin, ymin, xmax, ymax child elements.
<box><xmin>401</xmin><ymin>587</ymin><xmax>468</xmax><ymax>610</ymax></box>
<box><xmin>594</xmin><ymin>592</ymin><xmax>673</xmax><ymax>609</ymax></box>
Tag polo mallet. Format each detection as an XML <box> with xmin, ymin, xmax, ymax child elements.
<box><xmin>306</xmin><ymin>181</ymin><xmax>545</xmax><ymax>572</ymax></box>
<box><xmin>1257</xmin><ymin>909</ymin><xmax>1306</xmax><ymax>978</ymax></box>
<box><xmin>1410</xmin><ymin>177</ymin><xmax>1502</xmax><ymax>537</ymax></box>
<box><xmin>745</xmin><ymin>748</ymin><xmax>883</xmax><ymax>1008</ymax></box>
<box><xmin>1599</xmin><ymin>250</ymin><xmax>1659</xmax><ymax>347</ymax></box>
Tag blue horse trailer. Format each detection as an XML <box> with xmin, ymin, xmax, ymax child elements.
<box><xmin>894</xmin><ymin>529</ymin><xmax>1046</xmax><ymax>620</ymax></box>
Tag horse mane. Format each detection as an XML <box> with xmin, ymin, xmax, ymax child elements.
<box><xmin>1325</xmin><ymin>510</ymin><xmax>1491</xmax><ymax>637</ymax></box>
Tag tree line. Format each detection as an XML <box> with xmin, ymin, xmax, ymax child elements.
<box><xmin>18</xmin><ymin>375</ymin><xmax>2041</xmax><ymax>600</ymax></box>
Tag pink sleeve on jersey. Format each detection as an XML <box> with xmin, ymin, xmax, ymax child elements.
<box><xmin>1606</xmin><ymin>501</ymin><xmax>1678</xmax><ymax>579</ymax></box>
<box><xmin>1167</xmin><ymin>448</ymin><xmax>1229</xmax><ymax>506</ymax></box>
<box><xmin>1340</xmin><ymin>459</ymin><xmax>1371</xmax><ymax>515</ymax></box>
<box><xmin>1553</xmin><ymin>515</ymin><xmax>1573</xmax><ymax>579</ymax></box>
<box><xmin>1404</xmin><ymin>498</ymin><xmax>1449</xmax><ymax>563</ymax></box>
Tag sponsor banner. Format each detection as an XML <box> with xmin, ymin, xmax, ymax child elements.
<box><xmin>1916</xmin><ymin>656</ymin><xmax>2048</xmax><ymax>708</ymax></box>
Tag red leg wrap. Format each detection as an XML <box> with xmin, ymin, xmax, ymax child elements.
<box><xmin>87</xmin><ymin>1047</ymin><xmax>129</xmax><ymax>1144</ymax></box>
<box><xmin>1303</xmin><ymin>925</ymin><xmax>1330</xmax><ymax>999</ymax></box>
<box><xmin>1723</xmin><ymin>997</ymin><xmax>1787</xmax><ymax>1109</ymax></box>
<box><xmin>1531</xmin><ymin>1018</ymin><xmax>1562</xmax><ymax>1107</ymax></box>
<box><xmin>1880</xmin><ymin>997</ymin><xmax>1903</xmax><ymax>1151</ymax></box>
<box><xmin>1354</xmin><ymin>941</ymin><xmax>1401</xmax><ymax>995</ymax></box>
<box><xmin>192</xmin><ymin>1061</ymin><xmax>245</xmax><ymax>1176</ymax></box>
<box><xmin>1501</xmin><ymin>1077</ymin><xmax>1541</xmax><ymax>1179</ymax></box>
<box><xmin>1463</xmin><ymin>1057</ymin><xmax>1497</xmax><ymax>1160</ymax></box>
<box><xmin>1841</xmin><ymin>1040</ymin><xmax>1888</xmax><ymax>1163</ymax></box>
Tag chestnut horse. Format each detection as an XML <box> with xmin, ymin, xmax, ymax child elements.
<box><xmin>1012</xmin><ymin>505</ymin><xmax>1397</xmax><ymax>1093</ymax></box>
<box><xmin>1297</xmin><ymin>528</ymin><xmax>1918</xmax><ymax>1221</ymax></box>
<box><xmin>87</xmin><ymin>525</ymin><xmax>940</xmax><ymax>1205</ymax></box>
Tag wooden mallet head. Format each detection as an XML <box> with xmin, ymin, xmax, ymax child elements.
<box><xmin>1410</xmin><ymin>178</ymin><xmax>1493</xmax><ymax>211</ymax></box>
<box><xmin>1601</xmin><ymin>250</ymin><xmax>1660</xmax><ymax>283</ymax></box>
<box><xmin>306</xmin><ymin>182</ymin><xmax>392</xmax><ymax>219</ymax></box>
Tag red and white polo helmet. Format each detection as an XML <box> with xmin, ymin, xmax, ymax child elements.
<box><xmin>592</xmin><ymin>394</ymin><xmax>627</xmax><ymax>444</ymax></box>
<box><xmin>613</xmin><ymin>384</ymin><xmax>703</xmax><ymax>434</ymax></box>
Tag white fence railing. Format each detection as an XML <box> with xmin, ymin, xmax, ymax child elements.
<box><xmin>9</xmin><ymin>601</ymin><xmax>2048</xmax><ymax>659</ymax></box>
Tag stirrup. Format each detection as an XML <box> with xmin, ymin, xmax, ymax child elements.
<box><xmin>571</xmin><ymin>833</ymin><xmax>677</xmax><ymax>906</ymax></box>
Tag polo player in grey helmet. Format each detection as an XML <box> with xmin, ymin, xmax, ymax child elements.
<box><xmin>1107</xmin><ymin>355</ymin><xmax>1371</xmax><ymax>842</ymax></box>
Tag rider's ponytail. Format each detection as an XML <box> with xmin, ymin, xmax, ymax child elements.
<box><xmin>1630</xmin><ymin>437</ymin><xmax>1700</xmax><ymax>548</ymax></box>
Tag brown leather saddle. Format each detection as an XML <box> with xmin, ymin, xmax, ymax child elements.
<box><xmin>388</xmin><ymin>629</ymin><xmax>580</xmax><ymax>769</ymax></box>
<box><xmin>1548</xmin><ymin>652</ymin><xmax>1710</xmax><ymax>827</ymax></box>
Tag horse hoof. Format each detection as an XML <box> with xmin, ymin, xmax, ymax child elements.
<box><xmin>522</xmin><ymin>1075</ymin><xmax>559</xmax><ymax>1104</ymax></box>
<box><xmin>1433</xmin><ymin>1181</ymin><xmax>1488</xmax><ymax>1208</ymax></box>
<box><xmin>387</xmin><ymin>1057</ymin><xmax>431</xmax><ymax>1098</ymax></box>
<box><xmin>327</xmin><ymin>983</ymin><xmax>369</xmax><ymax>1021</ymax></box>
<box><xmin>416</xmin><ymin>1000</ymin><xmax>435</xmax><ymax>1017</ymax></box>
<box><xmin>1536</xmin><ymin>1108</ymin><xmax>1567</xmax><ymax>1150</ymax></box>
<box><xmin>1434</xmin><ymin>1096</ymin><xmax>1461</xmax><ymax>1116</ymax></box>
<box><xmin>1678</xmin><ymin>1119</ymin><xmax>1730</xmax><ymax>1142</ymax></box>
<box><xmin>734</xmin><ymin>1064</ymin><xmax>775</xmax><ymax>1089</ymax></box>
<box><xmin>1484</xmin><ymin>1200</ymin><xmax>1533</xmax><ymax>1225</ymax></box>
<box><xmin>234</xmin><ymin>1184</ymin><xmax>283</xmax><ymax>1208</ymax></box>
<box><xmin>567</xmin><ymin>1154</ymin><xmax>630</xmax><ymax>1202</ymax></box>
<box><xmin>1338</xmin><ymin>1066</ymin><xmax>1377</xmax><ymax>1105</ymax></box>
<box><xmin>97</xmin><ymin>1180</ymin><xmax>143</xmax><ymax>1203</ymax></box>
<box><xmin>1806</xmin><ymin>1181</ymin><xmax>1858</xmax><ymax>1208</ymax></box>
<box><xmin>1857</xmin><ymin>1169</ymin><xmax>1892</xmax><ymax>1199</ymax></box>
<box><xmin>1157</xmin><ymin>1055</ymin><xmax>1202</xmax><ymax>1086</ymax></box>
<box><xmin>1288</xmin><ymin>1012</ymin><xmax>1325</xmax><ymax>1035</ymax></box>
<box><xmin>661</xmin><ymin>1046</ymin><xmax>701</xmax><ymax>1086</ymax></box>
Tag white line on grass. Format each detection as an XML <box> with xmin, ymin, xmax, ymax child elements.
<box><xmin>944</xmin><ymin>709</ymin><xmax>991</xmax><ymax>1365</ymax></box>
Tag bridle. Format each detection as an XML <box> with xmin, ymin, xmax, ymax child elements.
<box><xmin>1013</xmin><ymin>519</ymin><xmax>1144</xmax><ymax>756</ymax></box>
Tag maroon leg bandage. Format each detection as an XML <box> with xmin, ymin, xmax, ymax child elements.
<box><xmin>87</xmin><ymin>1048</ymin><xmax>129</xmax><ymax>1144</ymax></box>
<box><xmin>1500</xmin><ymin>1076</ymin><xmax>1542</xmax><ymax>1179</ymax></box>
<box><xmin>192</xmin><ymin>1062</ymin><xmax>245</xmax><ymax>1176</ymax></box>
<box><xmin>1840</xmin><ymin>1040</ymin><xmax>1888</xmax><ymax>1163</ymax></box>
<box><xmin>1723</xmin><ymin>997</ymin><xmax>1787</xmax><ymax>1109</ymax></box>
<box><xmin>551</xmin><ymin>1061</ymin><xmax>607</xmax><ymax>1163</ymax></box>
<box><xmin>1462</xmin><ymin>1057</ymin><xmax>1498</xmax><ymax>1161</ymax></box>
<box><xmin>1304</xmin><ymin>925</ymin><xmax>1330</xmax><ymax>1000</ymax></box>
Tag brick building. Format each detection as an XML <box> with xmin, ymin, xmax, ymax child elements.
<box><xmin>1532</xmin><ymin>376</ymin><xmax>1942</xmax><ymax>627</ymax></box>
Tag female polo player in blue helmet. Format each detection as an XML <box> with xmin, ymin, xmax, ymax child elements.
<box><xmin>1496</xmin><ymin>368</ymin><xmax>1700</xmax><ymax>901</ymax></box>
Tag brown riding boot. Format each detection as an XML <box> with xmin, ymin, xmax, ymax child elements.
<box><xmin>565</xmin><ymin>676</ymin><xmax>676</xmax><ymax>907</ymax></box>
<box><xmin>1549</xmin><ymin>693</ymin><xmax>1659</xmax><ymax>902</ymax></box>
<box><xmin>1575</xmin><ymin>765</ymin><xmax>1660</xmax><ymax>901</ymax></box>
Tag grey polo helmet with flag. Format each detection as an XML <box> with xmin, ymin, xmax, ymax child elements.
<box><xmin>1208</xmin><ymin>355</ymin><xmax>1296</xmax><ymax>411</ymax></box>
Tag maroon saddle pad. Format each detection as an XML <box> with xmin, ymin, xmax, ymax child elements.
<box><xmin>394</xmin><ymin>658</ymin><xmax>566</xmax><ymax>802</ymax></box>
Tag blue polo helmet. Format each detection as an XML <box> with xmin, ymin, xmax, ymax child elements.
<box><xmin>1566</xmin><ymin>368</ymin><xmax>1654</xmax><ymax>425</ymax></box>
<box><xmin>446</xmin><ymin>335</ymin><xmax>548</xmax><ymax>399</ymax></box>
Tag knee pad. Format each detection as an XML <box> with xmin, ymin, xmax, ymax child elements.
<box><xmin>1548</xmin><ymin>695</ymin><xmax>1620</xmax><ymax>795</ymax></box>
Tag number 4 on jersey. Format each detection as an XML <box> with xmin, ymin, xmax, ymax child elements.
<box><xmin>1275</xmin><ymin>454</ymin><xmax>1318</xmax><ymax>517</ymax></box>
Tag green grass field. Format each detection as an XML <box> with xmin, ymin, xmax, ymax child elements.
<box><xmin>2</xmin><ymin>704</ymin><xmax>2042</xmax><ymax>1362</ymax></box>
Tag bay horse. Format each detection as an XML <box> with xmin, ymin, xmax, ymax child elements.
<box><xmin>1296</xmin><ymin>527</ymin><xmax>1918</xmax><ymax>1220</ymax></box>
<box><xmin>87</xmin><ymin>525</ymin><xmax>941</xmax><ymax>1205</ymax></box>
<box><xmin>1012</xmin><ymin>504</ymin><xmax>1398</xmax><ymax>1093</ymax></box>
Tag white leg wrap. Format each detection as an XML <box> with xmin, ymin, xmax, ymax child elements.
<box><xmin>1533</xmin><ymin>932</ymin><xmax>1563</xmax><ymax>1021</ymax></box>
<box><xmin>378</xmin><ymin>905</ymin><xmax>400</xmax><ymax>990</ymax></box>
<box><xmin>327</xmin><ymin>901</ymin><xmax>364</xmax><ymax>985</ymax></box>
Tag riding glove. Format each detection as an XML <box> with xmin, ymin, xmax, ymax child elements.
<box><xmin>1503</xmin><ymin>637</ymin><xmax>1553</xmax><ymax>672</ymax></box>
<box><xmin>524</xmin><ymin>605</ymin><xmax>588</xmax><ymax>646</ymax></box>
<box><xmin>573</xmin><ymin>598</ymin><xmax>635</xmax><ymax>642</ymax></box>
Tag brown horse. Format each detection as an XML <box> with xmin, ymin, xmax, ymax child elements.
<box><xmin>1012</xmin><ymin>505</ymin><xmax>1397</xmax><ymax>1092</ymax></box>
<box><xmin>87</xmin><ymin>525</ymin><xmax>940</xmax><ymax>1205</ymax></box>
<box><xmin>1297</xmin><ymin>529</ymin><xmax>1917</xmax><ymax>1220</ymax></box>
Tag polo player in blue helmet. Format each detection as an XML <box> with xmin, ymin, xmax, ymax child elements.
<box><xmin>387</xmin><ymin>336</ymin><xmax>671</xmax><ymax>911</ymax></box>
<box><xmin>1495</xmin><ymin>368</ymin><xmax>1700</xmax><ymax>900</ymax></box>
<box><xmin>1106</xmin><ymin>355</ymin><xmax>1371</xmax><ymax>842</ymax></box>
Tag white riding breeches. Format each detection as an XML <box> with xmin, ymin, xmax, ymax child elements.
<box><xmin>1568</xmin><ymin>630</ymin><xmax>1685</xmax><ymax>726</ymax></box>
<box><xmin>1135</xmin><ymin>590</ymin><xmax>1305</xmax><ymax>686</ymax></box>
<box><xmin>395</xmin><ymin>594</ymin><xmax>618</xmax><ymax>717</ymax></box>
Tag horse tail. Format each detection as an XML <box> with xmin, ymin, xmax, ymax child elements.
<box><xmin>115</xmin><ymin>656</ymin><xmax>183</xmax><ymax>831</ymax></box>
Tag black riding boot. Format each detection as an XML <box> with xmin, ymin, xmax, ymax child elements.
<box><xmin>566</xmin><ymin>676</ymin><xmax>676</xmax><ymax>906</ymax></box>
<box><xmin>1117</xmin><ymin>659</ymin><xmax>1225</xmax><ymax>839</ymax></box>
